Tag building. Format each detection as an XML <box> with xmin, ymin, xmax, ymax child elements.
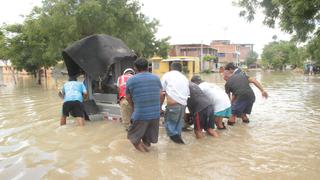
<box><xmin>169</xmin><ymin>44</ymin><xmax>218</xmax><ymax>71</ymax></box>
<box><xmin>210</xmin><ymin>40</ymin><xmax>253</xmax><ymax>66</ymax></box>
<box><xmin>150</xmin><ymin>56</ymin><xmax>200</xmax><ymax>76</ymax></box>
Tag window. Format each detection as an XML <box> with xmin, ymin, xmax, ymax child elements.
<box><xmin>153</xmin><ymin>62</ymin><xmax>160</xmax><ymax>69</ymax></box>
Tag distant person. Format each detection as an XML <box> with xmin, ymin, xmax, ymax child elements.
<box><xmin>223</xmin><ymin>70</ymin><xmax>255</xmax><ymax>125</ymax></box>
<box><xmin>224</xmin><ymin>63</ymin><xmax>268</xmax><ymax>99</ymax></box>
<box><xmin>126</xmin><ymin>58</ymin><xmax>162</xmax><ymax>152</ymax></box>
<box><xmin>59</xmin><ymin>76</ymin><xmax>87</xmax><ymax>126</ymax></box>
<box><xmin>309</xmin><ymin>64</ymin><xmax>314</xmax><ymax>75</ymax></box>
<box><xmin>191</xmin><ymin>75</ymin><xmax>231</xmax><ymax>129</ymax></box>
<box><xmin>188</xmin><ymin>82</ymin><xmax>218</xmax><ymax>138</ymax></box>
<box><xmin>161</xmin><ymin>62</ymin><xmax>189</xmax><ymax>144</ymax></box>
<box><xmin>117</xmin><ymin>68</ymin><xmax>135</xmax><ymax>129</ymax></box>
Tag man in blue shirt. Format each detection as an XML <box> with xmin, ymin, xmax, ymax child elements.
<box><xmin>126</xmin><ymin>58</ymin><xmax>163</xmax><ymax>152</ymax></box>
<box><xmin>59</xmin><ymin>76</ymin><xmax>87</xmax><ymax>126</ymax></box>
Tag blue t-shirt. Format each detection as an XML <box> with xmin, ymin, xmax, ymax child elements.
<box><xmin>62</xmin><ymin>81</ymin><xmax>87</xmax><ymax>102</ymax></box>
<box><xmin>126</xmin><ymin>72</ymin><xmax>162</xmax><ymax>121</ymax></box>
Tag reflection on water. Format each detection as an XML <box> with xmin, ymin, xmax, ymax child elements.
<box><xmin>0</xmin><ymin>72</ymin><xmax>320</xmax><ymax>179</ymax></box>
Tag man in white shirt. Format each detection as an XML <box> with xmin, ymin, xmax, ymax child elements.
<box><xmin>161</xmin><ymin>62</ymin><xmax>190</xmax><ymax>144</ymax></box>
<box><xmin>191</xmin><ymin>75</ymin><xmax>231</xmax><ymax>129</ymax></box>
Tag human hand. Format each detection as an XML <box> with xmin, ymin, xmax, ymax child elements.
<box><xmin>261</xmin><ymin>90</ymin><xmax>268</xmax><ymax>99</ymax></box>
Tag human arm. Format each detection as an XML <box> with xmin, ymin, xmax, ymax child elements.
<box><xmin>248</xmin><ymin>77</ymin><xmax>268</xmax><ymax>99</ymax></box>
<box><xmin>126</xmin><ymin>94</ymin><xmax>134</xmax><ymax>109</ymax></box>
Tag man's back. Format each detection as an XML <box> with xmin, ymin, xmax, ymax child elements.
<box><xmin>199</xmin><ymin>82</ymin><xmax>231</xmax><ymax>113</ymax></box>
<box><xmin>63</xmin><ymin>81</ymin><xmax>86</xmax><ymax>102</ymax></box>
<box><xmin>126</xmin><ymin>72</ymin><xmax>162</xmax><ymax>121</ymax></box>
<box><xmin>187</xmin><ymin>82</ymin><xmax>212</xmax><ymax>113</ymax></box>
<box><xmin>161</xmin><ymin>70</ymin><xmax>189</xmax><ymax>105</ymax></box>
<box><xmin>225</xmin><ymin>74</ymin><xmax>255</xmax><ymax>102</ymax></box>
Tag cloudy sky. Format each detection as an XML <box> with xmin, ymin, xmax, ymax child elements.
<box><xmin>0</xmin><ymin>0</ymin><xmax>291</xmax><ymax>54</ymax></box>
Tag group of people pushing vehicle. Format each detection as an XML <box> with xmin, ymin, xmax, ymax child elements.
<box><xmin>59</xmin><ymin>57</ymin><xmax>268</xmax><ymax>152</ymax></box>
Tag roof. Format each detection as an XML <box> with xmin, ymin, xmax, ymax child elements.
<box><xmin>62</xmin><ymin>34</ymin><xmax>136</xmax><ymax>80</ymax></box>
<box><xmin>162</xmin><ymin>56</ymin><xmax>198</xmax><ymax>62</ymax></box>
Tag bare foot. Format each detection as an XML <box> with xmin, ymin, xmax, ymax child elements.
<box><xmin>195</xmin><ymin>130</ymin><xmax>204</xmax><ymax>139</ymax></box>
<box><xmin>207</xmin><ymin>128</ymin><xmax>219</xmax><ymax>137</ymax></box>
<box><xmin>134</xmin><ymin>142</ymin><xmax>148</xmax><ymax>152</ymax></box>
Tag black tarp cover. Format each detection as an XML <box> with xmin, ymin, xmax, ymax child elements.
<box><xmin>62</xmin><ymin>34</ymin><xmax>136</xmax><ymax>80</ymax></box>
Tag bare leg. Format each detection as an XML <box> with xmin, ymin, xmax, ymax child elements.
<box><xmin>215</xmin><ymin>117</ymin><xmax>225</xmax><ymax>129</ymax></box>
<box><xmin>227</xmin><ymin>115</ymin><xmax>237</xmax><ymax>125</ymax></box>
<box><xmin>207</xmin><ymin>128</ymin><xmax>219</xmax><ymax>137</ymax></box>
<box><xmin>133</xmin><ymin>141</ymin><xmax>148</xmax><ymax>152</ymax></box>
<box><xmin>76</xmin><ymin>117</ymin><xmax>85</xmax><ymax>126</ymax></box>
<box><xmin>60</xmin><ymin>116</ymin><xmax>67</xmax><ymax>126</ymax></box>
<box><xmin>195</xmin><ymin>130</ymin><xmax>204</xmax><ymax>139</ymax></box>
<box><xmin>241</xmin><ymin>114</ymin><xmax>249</xmax><ymax>123</ymax></box>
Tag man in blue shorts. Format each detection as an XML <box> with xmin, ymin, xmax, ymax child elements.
<box><xmin>224</xmin><ymin>71</ymin><xmax>255</xmax><ymax>125</ymax></box>
<box><xmin>126</xmin><ymin>58</ymin><xmax>163</xmax><ymax>152</ymax></box>
<box><xmin>59</xmin><ymin>76</ymin><xmax>87</xmax><ymax>126</ymax></box>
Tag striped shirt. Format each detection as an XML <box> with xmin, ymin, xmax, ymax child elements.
<box><xmin>126</xmin><ymin>72</ymin><xmax>162</xmax><ymax>121</ymax></box>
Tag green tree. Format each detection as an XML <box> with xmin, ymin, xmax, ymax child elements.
<box><xmin>235</xmin><ymin>0</ymin><xmax>320</xmax><ymax>41</ymax></box>
<box><xmin>261</xmin><ymin>41</ymin><xmax>304</xmax><ymax>70</ymax></box>
<box><xmin>235</xmin><ymin>0</ymin><xmax>320</xmax><ymax>64</ymax></box>
<box><xmin>2</xmin><ymin>0</ymin><xmax>170</xmax><ymax>84</ymax></box>
<box><xmin>203</xmin><ymin>55</ymin><xmax>217</xmax><ymax>61</ymax></box>
<box><xmin>245</xmin><ymin>51</ymin><xmax>258</xmax><ymax>66</ymax></box>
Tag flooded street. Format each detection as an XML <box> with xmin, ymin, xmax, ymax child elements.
<box><xmin>0</xmin><ymin>71</ymin><xmax>319</xmax><ymax>179</ymax></box>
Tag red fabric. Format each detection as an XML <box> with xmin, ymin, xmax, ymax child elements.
<box><xmin>117</xmin><ymin>74</ymin><xmax>133</xmax><ymax>99</ymax></box>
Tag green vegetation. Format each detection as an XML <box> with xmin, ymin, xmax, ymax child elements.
<box><xmin>261</xmin><ymin>41</ymin><xmax>306</xmax><ymax>70</ymax></box>
<box><xmin>245</xmin><ymin>51</ymin><xmax>258</xmax><ymax>66</ymax></box>
<box><xmin>203</xmin><ymin>55</ymin><xmax>218</xmax><ymax>62</ymax></box>
<box><xmin>235</xmin><ymin>0</ymin><xmax>320</xmax><ymax>65</ymax></box>
<box><xmin>0</xmin><ymin>0</ymin><xmax>170</xmax><ymax>83</ymax></box>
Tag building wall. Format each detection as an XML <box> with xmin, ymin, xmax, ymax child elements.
<box><xmin>169</xmin><ymin>44</ymin><xmax>217</xmax><ymax>71</ymax></box>
<box><xmin>211</xmin><ymin>40</ymin><xmax>253</xmax><ymax>66</ymax></box>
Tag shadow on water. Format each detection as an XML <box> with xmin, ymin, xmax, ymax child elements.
<box><xmin>0</xmin><ymin>72</ymin><xmax>320</xmax><ymax>179</ymax></box>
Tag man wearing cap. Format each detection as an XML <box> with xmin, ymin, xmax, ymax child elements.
<box><xmin>161</xmin><ymin>62</ymin><xmax>190</xmax><ymax>144</ymax></box>
<box><xmin>117</xmin><ymin>68</ymin><xmax>135</xmax><ymax>129</ymax></box>
<box><xmin>59</xmin><ymin>76</ymin><xmax>87</xmax><ymax>126</ymax></box>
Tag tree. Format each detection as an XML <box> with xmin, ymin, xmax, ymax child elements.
<box><xmin>235</xmin><ymin>0</ymin><xmax>320</xmax><ymax>41</ymax></box>
<box><xmin>245</xmin><ymin>51</ymin><xmax>258</xmax><ymax>66</ymax></box>
<box><xmin>2</xmin><ymin>0</ymin><xmax>170</xmax><ymax>84</ymax></box>
<box><xmin>235</xmin><ymin>0</ymin><xmax>320</xmax><ymax>64</ymax></box>
<box><xmin>261</xmin><ymin>41</ymin><xmax>304</xmax><ymax>70</ymax></box>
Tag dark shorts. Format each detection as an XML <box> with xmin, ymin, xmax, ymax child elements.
<box><xmin>193</xmin><ymin>105</ymin><xmax>215</xmax><ymax>131</ymax></box>
<box><xmin>232</xmin><ymin>99</ymin><xmax>254</xmax><ymax>116</ymax></box>
<box><xmin>62</xmin><ymin>101</ymin><xmax>84</xmax><ymax>117</ymax></box>
<box><xmin>127</xmin><ymin>119</ymin><xmax>159</xmax><ymax>145</ymax></box>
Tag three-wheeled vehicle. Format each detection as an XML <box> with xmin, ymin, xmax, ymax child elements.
<box><xmin>62</xmin><ymin>34</ymin><xmax>136</xmax><ymax>120</ymax></box>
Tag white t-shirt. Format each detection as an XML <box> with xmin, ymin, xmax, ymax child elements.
<box><xmin>161</xmin><ymin>70</ymin><xmax>190</xmax><ymax>106</ymax></box>
<box><xmin>198</xmin><ymin>82</ymin><xmax>231</xmax><ymax>113</ymax></box>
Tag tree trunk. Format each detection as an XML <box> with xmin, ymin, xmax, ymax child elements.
<box><xmin>37</xmin><ymin>70</ymin><xmax>42</xmax><ymax>85</ymax></box>
<box><xmin>10</xmin><ymin>67</ymin><xmax>16</xmax><ymax>85</ymax></box>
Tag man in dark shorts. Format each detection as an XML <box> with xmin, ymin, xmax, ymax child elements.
<box><xmin>126</xmin><ymin>58</ymin><xmax>163</xmax><ymax>152</ymax></box>
<box><xmin>224</xmin><ymin>71</ymin><xmax>256</xmax><ymax>125</ymax></box>
<box><xmin>59</xmin><ymin>76</ymin><xmax>87</xmax><ymax>126</ymax></box>
<box><xmin>187</xmin><ymin>82</ymin><xmax>218</xmax><ymax>138</ymax></box>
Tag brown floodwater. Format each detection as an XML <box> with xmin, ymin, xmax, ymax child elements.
<box><xmin>0</xmin><ymin>71</ymin><xmax>319</xmax><ymax>179</ymax></box>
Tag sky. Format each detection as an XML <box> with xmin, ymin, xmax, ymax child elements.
<box><xmin>0</xmin><ymin>0</ymin><xmax>291</xmax><ymax>54</ymax></box>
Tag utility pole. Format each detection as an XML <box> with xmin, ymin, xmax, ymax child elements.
<box><xmin>200</xmin><ymin>42</ymin><xmax>203</xmax><ymax>71</ymax></box>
